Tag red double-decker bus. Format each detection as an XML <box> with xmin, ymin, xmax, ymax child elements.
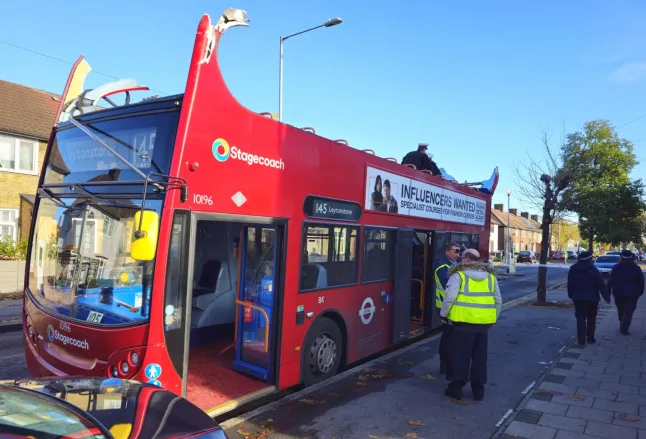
<box><xmin>22</xmin><ymin>7</ymin><xmax>499</xmax><ymax>416</ymax></box>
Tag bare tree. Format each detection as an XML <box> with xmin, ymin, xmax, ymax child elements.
<box><xmin>511</xmin><ymin>129</ymin><xmax>570</xmax><ymax>303</ymax></box>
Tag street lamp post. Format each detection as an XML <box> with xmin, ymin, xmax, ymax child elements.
<box><xmin>507</xmin><ymin>190</ymin><xmax>512</xmax><ymax>273</ymax></box>
<box><xmin>278</xmin><ymin>17</ymin><xmax>342</xmax><ymax>122</ymax></box>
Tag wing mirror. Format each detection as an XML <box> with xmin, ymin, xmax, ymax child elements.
<box><xmin>132</xmin><ymin>210</ymin><xmax>159</xmax><ymax>261</ymax></box>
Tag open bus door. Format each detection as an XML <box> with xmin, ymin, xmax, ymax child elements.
<box><xmin>392</xmin><ymin>229</ymin><xmax>414</xmax><ymax>344</ymax></box>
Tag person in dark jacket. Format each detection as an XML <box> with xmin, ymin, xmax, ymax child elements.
<box><xmin>434</xmin><ymin>241</ymin><xmax>460</xmax><ymax>374</ymax></box>
<box><xmin>402</xmin><ymin>143</ymin><xmax>442</xmax><ymax>176</ymax></box>
<box><xmin>567</xmin><ymin>251</ymin><xmax>610</xmax><ymax>345</ymax></box>
<box><xmin>607</xmin><ymin>249</ymin><xmax>644</xmax><ymax>335</ymax></box>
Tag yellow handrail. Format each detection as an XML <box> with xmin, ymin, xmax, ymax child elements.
<box><xmin>411</xmin><ymin>278</ymin><xmax>425</xmax><ymax>320</ymax></box>
<box><xmin>385</xmin><ymin>157</ymin><xmax>398</xmax><ymax>163</ymax></box>
<box><xmin>404</xmin><ymin>164</ymin><xmax>416</xmax><ymax>170</ymax></box>
<box><xmin>235</xmin><ymin>299</ymin><xmax>270</xmax><ymax>353</ymax></box>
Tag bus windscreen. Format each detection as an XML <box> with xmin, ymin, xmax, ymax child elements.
<box><xmin>27</xmin><ymin>197</ymin><xmax>162</xmax><ymax>326</ymax></box>
<box><xmin>44</xmin><ymin>111</ymin><xmax>179</xmax><ymax>186</ymax></box>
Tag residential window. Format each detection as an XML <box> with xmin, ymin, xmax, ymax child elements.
<box><xmin>0</xmin><ymin>134</ymin><xmax>38</xmax><ymax>174</ymax></box>
<box><xmin>361</xmin><ymin>227</ymin><xmax>395</xmax><ymax>283</ymax></box>
<box><xmin>0</xmin><ymin>209</ymin><xmax>17</xmax><ymax>241</ymax></box>
<box><xmin>300</xmin><ymin>223</ymin><xmax>359</xmax><ymax>292</ymax></box>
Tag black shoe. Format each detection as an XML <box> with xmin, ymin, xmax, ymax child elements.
<box><xmin>445</xmin><ymin>387</ymin><xmax>463</xmax><ymax>400</ymax></box>
<box><xmin>587</xmin><ymin>338</ymin><xmax>596</xmax><ymax>344</ymax></box>
<box><xmin>621</xmin><ymin>331</ymin><xmax>630</xmax><ymax>335</ymax></box>
<box><xmin>439</xmin><ymin>362</ymin><xmax>447</xmax><ymax>374</ymax></box>
<box><xmin>472</xmin><ymin>386</ymin><xmax>485</xmax><ymax>401</ymax></box>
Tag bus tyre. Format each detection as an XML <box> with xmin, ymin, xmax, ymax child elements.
<box><xmin>302</xmin><ymin>317</ymin><xmax>343</xmax><ymax>387</ymax></box>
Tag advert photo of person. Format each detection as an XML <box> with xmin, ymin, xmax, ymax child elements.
<box><xmin>379</xmin><ymin>179</ymin><xmax>398</xmax><ymax>213</ymax></box>
<box><xmin>370</xmin><ymin>175</ymin><xmax>384</xmax><ymax>210</ymax></box>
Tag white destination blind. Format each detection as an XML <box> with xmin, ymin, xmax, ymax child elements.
<box><xmin>364</xmin><ymin>166</ymin><xmax>486</xmax><ymax>226</ymax></box>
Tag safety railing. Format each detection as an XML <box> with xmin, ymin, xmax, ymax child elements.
<box><xmin>361</xmin><ymin>149</ymin><xmax>375</xmax><ymax>155</ymax></box>
<box><xmin>334</xmin><ymin>139</ymin><xmax>349</xmax><ymax>145</ymax></box>
<box><xmin>404</xmin><ymin>164</ymin><xmax>416</xmax><ymax>170</ymax></box>
<box><xmin>384</xmin><ymin>157</ymin><xmax>398</xmax><ymax>163</ymax></box>
<box><xmin>258</xmin><ymin>112</ymin><xmax>273</xmax><ymax>118</ymax></box>
<box><xmin>234</xmin><ymin>299</ymin><xmax>270</xmax><ymax>353</ymax></box>
<box><xmin>301</xmin><ymin>127</ymin><xmax>316</xmax><ymax>134</ymax></box>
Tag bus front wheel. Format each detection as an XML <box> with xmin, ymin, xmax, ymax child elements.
<box><xmin>302</xmin><ymin>317</ymin><xmax>343</xmax><ymax>387</ymax></box>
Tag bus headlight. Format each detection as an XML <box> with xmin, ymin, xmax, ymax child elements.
<box><xmin>130</xmin><ymin>352</ymin><xmax>139</xmax><ymax>365</ymax></box>
<box><xmin>120</xmin><ymin>362</ymin><xmax>129</xmax><ymax>374</ymax></box>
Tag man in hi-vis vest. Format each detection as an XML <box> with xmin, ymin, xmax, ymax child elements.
<box><xmin>440</xmin><ymin>249</ymin><xmax>502</xmax><ymax>401</ymax></box>
<box><xmin>434</xmin><ymin>241</ymin><xmax>461</xmax><ymax>375</ymax></box>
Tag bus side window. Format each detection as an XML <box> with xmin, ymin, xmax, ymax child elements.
<box><xmin>361</xmin><ymin>228</ymin><xmax>395</xmax><ymax>283</ymax></box>
<box><xmin>299</xmin><ymin>223</ymin><xmax>359</xmax><ymax>292</ymax></box>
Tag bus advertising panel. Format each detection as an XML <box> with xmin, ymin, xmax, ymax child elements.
<box><xmin>364</xmin><ymin>166</ymin><xmax>486</xmax><ymax>226</ymax></box>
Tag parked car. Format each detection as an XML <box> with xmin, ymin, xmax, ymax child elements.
<box><xmin>566</xmin><ymin>251</ymin><xmax>577</xmax><ymax>260</ymax></box>
<box><xmin>551</xmin><ymin>251</ymin><xmax>565</xmax><ymax>261</ymax></box>
<box><xmin>516</xmin><ymin>251</ymin><xmax>536</xmax><ymax>263</ymax></box>
<box><xmin>594</xmin><ymin>254</ymin><xmax>620</xmax><ymax>276</ymax></box>
<box><xmin>0</xmin><ymin>377</ymin><xmax>229</xmax><ymax>439</ymax></box>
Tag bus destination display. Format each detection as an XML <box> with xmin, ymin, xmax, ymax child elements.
<box><xmin>304</xmin><ymin>196</ymin><xmax>362</xmax><ymax>222</ymax></box>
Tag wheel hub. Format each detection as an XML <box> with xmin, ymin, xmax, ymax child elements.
<box><xmin>309</xmin><ymin>333</ymin><xmax>337</xmax><ymax>374</ymax></box>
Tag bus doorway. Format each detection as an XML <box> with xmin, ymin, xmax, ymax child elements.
<box><xmin>409</xmin><ymin>231</ymin><xmax>433</xmax><ymax>336</ymax></box>
<box><xmin>185</xmin><ymin>218</ymin><xmax>282</xmax><ymax>416</ymax></box>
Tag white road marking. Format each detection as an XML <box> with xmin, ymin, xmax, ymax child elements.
<box><xmin>495</xmin><ymin>409</ymin><xmax>514</xmax><ymax>427</ymax></box>
<box><xmin>521</xmin><ymin>381</ymin><xmax>535</xmax><ymax>394</ymax></box>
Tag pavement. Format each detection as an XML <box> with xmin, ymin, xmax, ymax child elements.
<box><xmin>494</xmin><ymin>291</ymin><xmax>646</xmax><ymax>439</ymax></box>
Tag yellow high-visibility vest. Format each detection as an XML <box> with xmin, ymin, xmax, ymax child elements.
<box><xmin>447</xmin><ymin>271</ymin><xmax>497</xmax><ymax>324</ymax></box>
<box><xmin>434</xmin><ymin>264</ymin><xmax>449</xmax><ymax>309</ymax></box>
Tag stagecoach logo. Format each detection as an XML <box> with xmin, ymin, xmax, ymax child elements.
<box><xmin>212</xmin><ymin>138</ymin><xmax>285</xmax><ymax>170</ymax></box>
<box><xmin>359</xmin><ymin>297</ymin><xmax>376</xmax><ymax>325</ymax></box>
<box><xmin>47</xmin><ymin>325</ymin><xmax>55</xmax><ymax>342</ymax></box>
<box><xmin>46</xmin><ymin>324</ymin><xmax>89</xmax><ymax>350</ymax></box>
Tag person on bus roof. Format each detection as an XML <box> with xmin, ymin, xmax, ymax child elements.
<box><xmin>402</xmin><ymin>143</ymin><xmax>442</xmax><ymax>176</ymax></box>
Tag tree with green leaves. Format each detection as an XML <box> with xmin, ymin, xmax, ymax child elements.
<box><xmin>560</xmin><ymin>120</ymin><xmax>640</xmax><ymax>250</ymax></box>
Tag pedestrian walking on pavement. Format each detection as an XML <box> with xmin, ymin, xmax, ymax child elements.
<box><xmin>607</xmin><ymin>249</ymin><xmax>644</xmax><ymax>335</ymax></box>
<box><xmin>567</xmin><ymin>251</ymin><xmax>610</xmax><ymax>345</ymax></box>
<box><xmin>440</xmin><ymin>249</ymin><xmax>502</xmax><ymax>401</ymax></box>
<box><xmin>434</xmin><ymin>241</ymin><xmax>461</xmax><ymax>375</ymax></box>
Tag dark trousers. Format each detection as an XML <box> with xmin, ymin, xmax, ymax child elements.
<box><xmin>615</xmin><ymin>296</ymin><xmax>639</xmax><ymax>334</ymax></box>
<box><xmin>574</xmin><ymin>300</ymin><xmax>598</xmax><ymax>343</ymax></box>
<box><xmin>447</xmin><ymin>325</ymin><xmax>488</xmax><ymax>392</ymax></box>
<box><xmin>439</xmin><ymin>323</ymin><xmax>453</xmax><ymax>369</ymax></box>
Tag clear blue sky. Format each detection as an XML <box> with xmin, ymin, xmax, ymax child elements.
<box><xmin>2</xmin><ymin>1</ymin><xmax>646</xmax><ymax>214</ymax></box>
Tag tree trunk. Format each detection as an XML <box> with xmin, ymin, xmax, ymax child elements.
<box><xmin>588</xmin><ymin>236</ymin><xmax>593</xmax><ymax>252</ymax></box>
<box><xmin>537</xmin><ymin>219</ymin><xmax>551</xmax><ymax>304</ymax></box>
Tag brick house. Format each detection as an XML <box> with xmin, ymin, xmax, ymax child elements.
<box><xmin>0</xmin><ymin>80</ymin><xmax>59</xmax><ymax>241</ymax></box>
<box><xmin>491</xmin><ymin>204</ymin><xmax>543</xmax><ymax>254</ymax></box>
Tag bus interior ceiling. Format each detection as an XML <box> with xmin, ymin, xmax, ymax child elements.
<box><xmin>409</xmin><ymin>231</ymin><xmax>434</xmax><ymax>335</ymax></box>
<box><xmin>186</xmin><ymin>220</ymin><xmax>269</xmax><ymax>411</ymax></box>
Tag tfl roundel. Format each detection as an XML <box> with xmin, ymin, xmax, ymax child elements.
<box><xmin>212</xmin><ymin>138</ymin><xmax>230</xmax><ymax>162</ymax></box>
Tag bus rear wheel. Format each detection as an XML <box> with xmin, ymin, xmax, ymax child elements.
<box><xmin>302</xmin><ymin>317</ymin><xmax>343</xmax><ymax>387</ymax></box>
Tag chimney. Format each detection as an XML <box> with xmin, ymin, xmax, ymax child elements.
<box><xmin>509</xmin><ymin>208</ymin><xmax>518</xmax><ymax>216</ymax></box>
<box><xmin>521</xmin><ymin>212</ymin><xmax>529</xmax><ymax>219</ymax></box>
<box><xmin>494</xmin><ymin>204</ymin><xmax>504</xmax><ymax>212</ymax></box>
<box><xmin>530</xmin><ymin>215</ymin><xmax>539</xmax><ymax>222</ymax></box>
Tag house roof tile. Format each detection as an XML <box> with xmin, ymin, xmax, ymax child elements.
<box><xmin>491</xmin><ymin>208</ymin><xmax>541</xmax><ymax>231</ymax></box>
<box><xmin>0</xmin><ymin>80</ymin><xmax>60</xmax><ymax>141</ymax></box>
